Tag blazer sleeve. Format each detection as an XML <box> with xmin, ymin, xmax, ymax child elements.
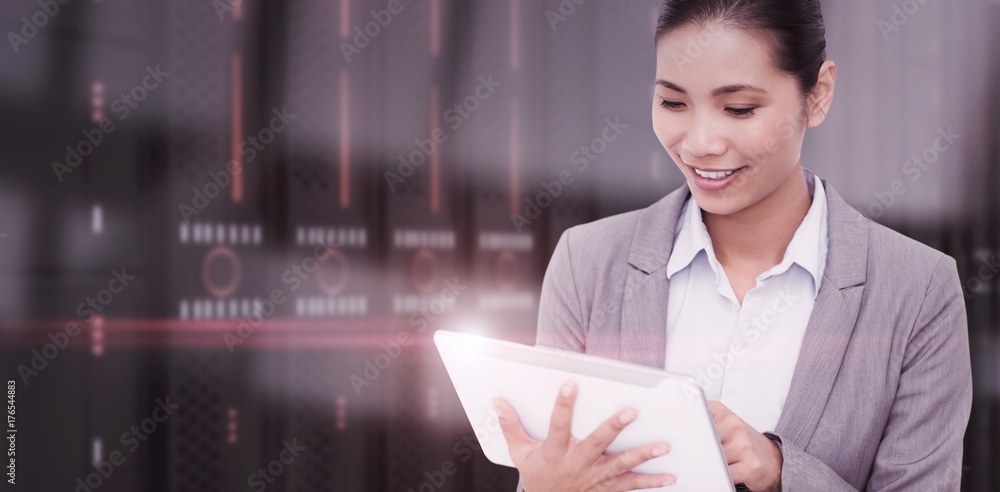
<box><xmin>514</xmin><ymin>229</ymin><xmax>589</xmax><ymax>492</ymax></box>
<box><xmin>534</xmin><ymin>228</ymin><xmax>588</xmax><ymax>352</ymax></box>
<box><xmin>768</xmin><ymin>255</ymin><xmax>972</xmax><ymax>491</ymax></box>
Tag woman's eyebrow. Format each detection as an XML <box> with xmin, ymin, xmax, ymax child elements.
<box><xmin>655</xmin><ymin>79</ymin><xmax>768</xmax><ymax>97</ymax></box>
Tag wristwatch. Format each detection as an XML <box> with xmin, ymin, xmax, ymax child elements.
<box><xmin>764</xmin><ymin>432</ymin><xmax>784</xmax><ymax>454</ymax></box>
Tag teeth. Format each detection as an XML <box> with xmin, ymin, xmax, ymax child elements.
<box><xmin>694</xmin><ymin>168</ymin><xmax>736</xmax><ymax>179</ymax></box>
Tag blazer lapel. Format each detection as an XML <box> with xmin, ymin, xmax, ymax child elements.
<box><xmin>772</xmin><ymin>281</ymin><xmax>864</xmax><ymax>445</ymax></box>
<box><xmin>772</xmin><ymin>178</ymin><xmax>868</xmax><ymax>447</ymax></box>
<box><xmin>621</xmin><ymin>184</ymin><xmax>691</xmax><ymax>367</ymax></box>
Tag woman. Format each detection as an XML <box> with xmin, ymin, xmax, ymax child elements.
<box><xmin>494</xmin><ymin>0</ymin><xmax>973</xmax><ymax>491</ymax></box>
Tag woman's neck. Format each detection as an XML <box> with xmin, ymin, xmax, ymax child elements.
<box><xmin>702</xmin><ymin>164</ymin><xmax>813</xmax><ymax>268</ymax></box>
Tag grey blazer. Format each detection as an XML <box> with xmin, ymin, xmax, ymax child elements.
<box><xmin>515</xmin><ymin>171</ymin><xmax>972</xmax><ymax>491</ymax></box>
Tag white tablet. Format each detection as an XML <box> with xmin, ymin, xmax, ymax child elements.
<box><xmin>434</xmin><ymin>330</ymin><xmax>735</xmax><ymax>492</ymax></box>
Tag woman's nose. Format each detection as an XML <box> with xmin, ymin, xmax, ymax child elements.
<box><xmin>681</xmin><ymin>113</ymin><xmax>726</xmax><ymax>158</ymax></box>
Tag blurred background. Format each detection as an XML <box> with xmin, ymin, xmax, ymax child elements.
<box><xmin>0</xmin><ymin>0</ymin><xmax>997</xmax><ymax>490</ymax></box>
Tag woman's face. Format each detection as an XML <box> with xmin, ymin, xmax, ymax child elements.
<box><xmin>652</xmin><ymin>23</ymin><xmax>811</xmax><ymax>216</ymax></box>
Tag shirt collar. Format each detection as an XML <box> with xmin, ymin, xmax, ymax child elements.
<box><xmin>665</xmin><ymin>172</ymin><xmax>829</xmax><ymax>299</ymax></box>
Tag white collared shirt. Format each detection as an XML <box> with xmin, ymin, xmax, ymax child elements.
<box><xmin>664</xmin><ymin>173</ymin><xmax>829</xmax><ymax>433</ymax></box>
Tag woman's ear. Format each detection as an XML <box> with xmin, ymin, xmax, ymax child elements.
<box><xmin>806</xmin><ymin>60</ymin><xmax>836</xmax><ymax>128</ymax></box>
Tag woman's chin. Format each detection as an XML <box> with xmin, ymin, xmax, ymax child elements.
<box><xmin>690</xmin><ymin>192</ymin><xmax>748</xmax><ymax>217</ymax></box>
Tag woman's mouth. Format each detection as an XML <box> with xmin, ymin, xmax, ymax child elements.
<box><xmin>688</xmin><ymin>165</ymin><xmax>747</xmax><ymax>191</ymax></box>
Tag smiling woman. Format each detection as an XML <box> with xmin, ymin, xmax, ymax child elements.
<box><xmin>498</xmin><ymin>1</ymin><xmax>972</xmax><ymax>491</ymax></box>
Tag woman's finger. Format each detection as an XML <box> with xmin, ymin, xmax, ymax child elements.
<box><xmin>493</xmin><ymin>397</ymin><xmax>537</xmax><ymax>465</ymax></box>
<box><xmin>593</xmin><ymin>442</ymin><xmax>671</xmax><ymax>484</ymax></box>
<box><xmin>576</xmin><ymin>407</ymin><xmax>638</xmax><ymax>464</ymax></box>
<box><xmin>598</xmin><ymin>470</ymin><xmax>677</xmax><ymax>491</ymax></box>
<box><xmin>714</xmin><ymin>416</ymin><xmax>741</xmax><ymax>444</ymax></box>
<box><xmin>543</xmin><ymin>380</ymin><xmax>578</xmax><ymax>456</ymax></box>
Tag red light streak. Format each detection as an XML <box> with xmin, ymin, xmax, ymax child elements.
<box><xmin>231</xmin><ymin>53</ymin><xmax>244</xmax><ymax>203</ymax></box>
<box><xmin>340</xmin><ymin>70</ymin><xmax>351</xmax><ymax>208</ymax></box>
<box><xmin>430</xmin><ymin>85</ymin><xmax>441</xmax><ymax>213</ymax></box>
<box><xmin>510</xmin><ymin>100</ymin><xmax>521</xmax><ymax>215</ymax></box>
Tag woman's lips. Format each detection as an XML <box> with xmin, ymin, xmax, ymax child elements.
<box><xmin>687</xmin><ymin>165</ymin><xmax>747</xmax><ymax>191</ymax></box>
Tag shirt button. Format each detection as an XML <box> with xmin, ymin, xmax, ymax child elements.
<box><xmin>731</xmin><ymin>302</ymin><xmax>739</xmax><ymax>310</ymax></box>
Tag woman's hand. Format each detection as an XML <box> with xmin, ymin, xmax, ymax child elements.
<box><xmin>708</xmin><ymin>401</ymin><xmax>783</xmax><ymax>492</ymax></box>
<box><xmin>493</xmin><ymin>381</ymin><xmax>676</xmax><ymax>492</ymax></box>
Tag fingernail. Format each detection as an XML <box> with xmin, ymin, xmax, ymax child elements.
<box><xmin>652</xmin><ymin>446</ymin><xmax>667</xmax><ymax>457</ymax></box>
<box><xmin>662</xmin><ymin>477</ymin><xmax>676</xmax><ymax>486</ymax></box>
<box><xmin>560</xmin><ymin>381</ymin><xmax>575</xmax><ymax>397</ymax></box>
<box><xmin>619</xmin><ymin>409</ymin><xmax>636</xmax><ymax>424</ymax></box>
<box><xmin>492</xmin><ymin>398</ymin><xmax>503</xmax><ymax>418</ymax></box>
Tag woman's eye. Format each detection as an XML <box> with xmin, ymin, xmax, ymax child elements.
<box><xmin>726</xmin><ymin>107</ymin><xmax>757</xmax><ymax>117</ymax></box>
<box><xmin>658</xmin><ymin>99</ymin><xmax>757</xmax><ymax>118</ymax></box>
<box><xmin>659</xmin><ymin>99</ymin><xmax>684</xmax><ymax>110</ymax></box>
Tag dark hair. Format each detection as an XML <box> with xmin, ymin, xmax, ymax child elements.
<box><xmin>655</xmin><ymin>0</ymin><xmax>827</xmax><ymax>98</ymax></box>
